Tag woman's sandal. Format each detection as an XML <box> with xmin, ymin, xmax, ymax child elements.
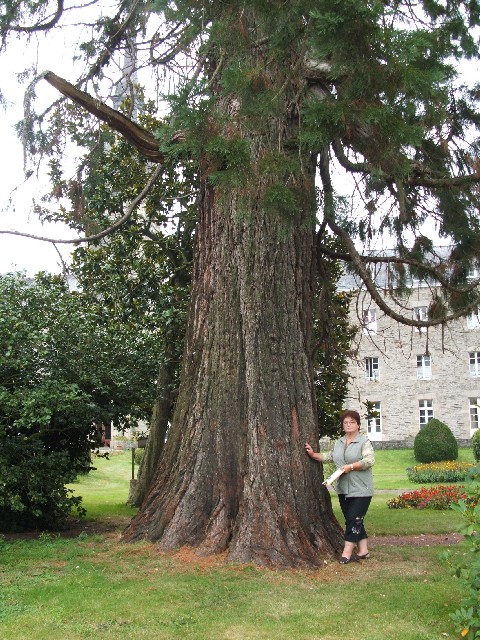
<box><xmin>339</xmin><ymin>556</ymin><xmax>356</xmax><ymax>564</ymax></box>
<box><xmin>357</xmin><ymin>553</ymin><xmax>370</xmax><ymax>560</ymax></box>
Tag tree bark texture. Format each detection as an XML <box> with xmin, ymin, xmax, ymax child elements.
<box><xmin>123</xmin><ymin>26</ymin><xmax>343</xmax><ymax>566</ymax></box>
<box><xmin>128</xmin><ymin>361</ymin><xmax>174</xmax><ymax>507</ymax></box>
<box><xmin>123</xmin><ymin>165</ymin><xmax>343</xmax><ymax>566</ymax></box>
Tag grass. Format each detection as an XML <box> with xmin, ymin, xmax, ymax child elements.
<box><xmin>0</xmin><ymin>448</ymin><xmax>476</xmax><ymax>639</ymax></box>
<box><xmin>69</xmin><ymin>452</ymin><xmax>137</xmax><ymax>522</ymax></box>
<box><xmin>372</xmin><ymin>447</ymin><xmax>476</xmax><ymax>490</ymax></box>
<box><xmin>0</xmin><ymin>538</ymin><xmax>465</xmax><ymax>640</ymax></box>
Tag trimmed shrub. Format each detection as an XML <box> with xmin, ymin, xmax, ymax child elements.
<box><xmin>413</xmin><ymin>418</ymin><xmax>458</xmax><ymax>463</ymax></box>
<box><xmin>407</xmin><ymin>461</ymin><xmax>476</xmax><ymax>483</ymax></box>
<box><xmin>134</xmin><ymin>448</ymin><xmax>145</xmax><ymax>465</ymax></box>
<box><xmin>472</xmin><ymin>429</ymin><xmax>480</xmax><ymax>462</ymax></box>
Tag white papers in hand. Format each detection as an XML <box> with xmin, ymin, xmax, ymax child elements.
<box><xmin>322</xmin><ymin>468</ymin><xmax>344</xmax><ymax>486</ymax></box>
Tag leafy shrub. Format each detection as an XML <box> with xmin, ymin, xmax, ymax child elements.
<box><xmin>443</xmin><ymin>465</ymin><xmax>480</xmax><ymax>639</ymax></box>
<box><xmin>407</xmin><ymin>461</ymin><xmax>475</xmax><ymax>483</ymax></box>
<box><xmin>472</xmin><ymin>429</ymin><xmax>480</xmax><ymax>462</ymax></box>
<box><xmin>0</xmin><ymin>437</ymin><xmax>86</xmax><ymax>532</ymax></box>
<box><xmin>413</xmin><ymin>418</ymin><xmax>458</xmax><ymax>463</ymax></box>
<box><xmin>0</xmin><ymin>271</ymin><xmax>168</xmax><ymax>531</ymax></box>
<box><xmin>387</xmin><ymin>485</ymin><xmax>470</xmax><ymax>510</ymax></box>
<box><xmin>134</xmin><ymin>448</ymin><xmax>145</xmax><ymax>465</ymax></box>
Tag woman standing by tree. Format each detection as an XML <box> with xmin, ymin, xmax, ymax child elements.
<box><xmin>305</xmin><ymin>410</ymin><xmax>375</xmax><ymax>564</ymax></box>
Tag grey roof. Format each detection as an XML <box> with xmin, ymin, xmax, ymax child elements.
<box><xmin>337</xmin><ymin>247</ymin><xmax>453</xmax><ymax>291</ymax></box>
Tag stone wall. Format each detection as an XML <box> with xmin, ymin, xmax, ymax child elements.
<box><xmin>344</xmin><ymin>283</ymin><xmax>479</xmax><ymax>445</ymax></box>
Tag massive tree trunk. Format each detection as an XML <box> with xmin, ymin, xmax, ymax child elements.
<box><xmin>123</xmin><ymin>15</ymin><xmax>343</xmax><ymax>567</ymax></box>
<box><xmin>124</xmin><ymin>151</ymin><xmax>343</xmax><ymax>567</ymax></box>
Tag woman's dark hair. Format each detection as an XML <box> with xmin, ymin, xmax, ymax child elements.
<box><xmin>340</xmin><ymin>410</ymin><xmax>361</xmax><ymax>426</ymax></box>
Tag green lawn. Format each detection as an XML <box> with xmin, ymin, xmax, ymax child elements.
<box><xmin>372</xmin><ymin>447</ymin><xmax>476</xmax><ymax>490</ymax></box>
<box><xmin>0</xmin><ymin>448</ymin><xmax>476</xmax><ymax>639</ymax></box>
<box><xmin>69</xmin><ymin>451</ymin><xmax>137</xmax><ymax>522</ymax></box>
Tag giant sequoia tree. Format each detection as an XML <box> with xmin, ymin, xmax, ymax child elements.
<box><xmin>2</xmin><ymin>0</ymin><xmax>480</xmax><ymax>566</ymax></box>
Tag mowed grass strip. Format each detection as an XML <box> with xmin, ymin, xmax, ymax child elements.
<box><xmin>0</xmin><ymin>534</ymin><xmax>466</xmax><ymax>640</ymax></box>
<box><xmin>0</xmin><ymin>448</ymin><xmax>474</xmax><ymax>639</ymax></box>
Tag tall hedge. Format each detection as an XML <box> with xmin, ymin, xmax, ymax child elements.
<box><xmin>413</xmin><ymin>418</ymin><xmax>458</xmax><ymax>463</ymax></box>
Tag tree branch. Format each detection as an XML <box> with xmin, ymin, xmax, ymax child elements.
<box><xmin>9</xmin><ymin>0</ymin><xmax>64</xmax><ymax>33</ymax></box>
<box><xmin>42</xmin><ymin>71</ymin><xmax>165</xmax><ymax>162</ymax></box>
<box><xmin>317</xmin><ymin>242</ymin><xmax>480</xmax><ymax>296</ymax></box>
<box><xmin>0</xmin><ymin>164</ymin><xmax>164</xmax><ymax>245</ymax></box>
<box><xmin>326</xmin><ymin>217</ymin><xmax>480</xmax><ymax>327</ymax></box>
<box><xmin>82</xmin><ymin>0</ymin><xmax>144</xmax><ymax>83</ymax></box>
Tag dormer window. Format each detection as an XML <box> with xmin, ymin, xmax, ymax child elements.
<box><xmin>362</xmin><ymin>308</ymin><xmax>377</xmax><ymax>335</ymax></box>
<box><xmin>413</xmin><ymin>306</ymin><xmax>428</xmax><ymax>333</ymax></box>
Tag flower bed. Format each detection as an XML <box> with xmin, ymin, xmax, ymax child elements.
<box><xmin>407</xmin><ymin>461</ymin><xmax>476</xmax><ymax>484</ymax></box>
<box><xmin>387</xmin><ymin>485</ymin><xmax>468</xmax><ymax>510</ymax></box>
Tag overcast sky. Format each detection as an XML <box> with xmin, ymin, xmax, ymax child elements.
<box><xmin>0</xmin><ymin>32</ymin><xmax>81</xmax><ymax>276</ymax></box>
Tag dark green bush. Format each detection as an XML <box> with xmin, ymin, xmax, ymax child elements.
<box><xmin>0</xmin><ymin>437</ymin><xmax>86</xmax><ymax>532</ymax></box>
<box><xmin>413</xmin><ymin>418</ymin><xmax>458</xmax><ymax>463</ymax></box>
<box><xmin>472</xmin><ymin>429</ymin><xmax>480</xmax><ymax>462</ymax></box>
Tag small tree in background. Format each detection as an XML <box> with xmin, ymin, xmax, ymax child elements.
<box><xmin>444</xmin><ymin>465</ymin><xmax>480</xmax><ymax>640</ymax></box>
<box><xmin>414</xmin><ymin>418</ymin><xmax>459</xmax><ymax>463</ymax></box>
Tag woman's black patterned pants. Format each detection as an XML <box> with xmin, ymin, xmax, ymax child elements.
<box><xmin>338</xmin><ymin>495</ymin><xmax>372</xmax><ymax>543</ymax></box>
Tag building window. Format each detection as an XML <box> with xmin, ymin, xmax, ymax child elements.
<box><xmin>419</xmin><ymin>399</ymin><xmax>433</xmax><ymax>428</ymax></box>
<box><xmin>362</xmin><ymin>308</ymin><xmax>377</xmax><ymax>335</ymax></box>
<box><xmin>467</xmin><ymin>307</ymin><xmax>480</xmax><ymax>329</ymax></box>
<box><xmin>416</xmin><ymin>354</ymin><xmax>432</xmax><ymax>380</ymax></box>
<box><xmin>365</xmin><ymin>357</ymin><xmax>380</xmax><ymax>382</ymax></box>
<box><xmin>470</xmin><ymin>398</ymin><xmax>479</xmax><ymax>432</ymax></box>
<box><xmin>367</xmin><ymin>401</ymin><xmax>382</xmax><ymax>436</ymax></box>
<box><xmin>469</xmin><ymin>352</ymin><xmax>480</xmax><ymax>377</ymax></box>
<box><xmin>413</xmin><ymin>306</ymin><xmax>428</xmax><ymax>333</ymax></box>
<box><xmin>467</xmin><ymin>266</ymin><xmax>480</xmax><ymax>281</ymax></box>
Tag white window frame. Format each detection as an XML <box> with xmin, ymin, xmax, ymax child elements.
<box><xmin>365</xmin><ymin>357</ymin><xmax>380</xmax><ymax>382</ymax></box>
<box><xmin>362</xmin><ymin>308</ymin><xmax>377</xmax><ymax>335</ymax></box>
<box><xmin>469</xmin><ymin>352</ymin><xmax>480</xmax><ymax>377</ymax></box>
<box><xmin>470</xmin><ymin>398</ymin><xmax>479</xmax><ymax>433</ymax></box>
<box><xmin>467</xmin><ymin>307</ymin><xmax>480</xmax><ymax>329</ymax></box>
<box><xmin>416</xmin><ymin>354</ymin><xmax>432</xmax><ymax>380</ymax></box>
<box><xmin>367</xmin><ymin>401</ymin><xmax>382</xmax><ymax>440</ymax></box>
<box><xmin>413</xmin><ymin>306</ymin><xmax>428</xmax><ymax>333</ymax></box>
<box><xmin>467</xmin><ymin>267</ymin><xmax>480</xmax><ymax>281</ymax></box>
<box><xmin>419</xmin><ymin>399</ymin><xmax>434</xmax><ymax>428</ymax></box>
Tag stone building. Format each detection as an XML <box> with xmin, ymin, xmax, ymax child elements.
<box><xmin>340</xmin><ymin>264</ymin><xmax>480</xmax><ymax>447</ymax></box>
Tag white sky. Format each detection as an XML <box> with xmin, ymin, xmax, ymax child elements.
<box><xmin>0</xmin><ymin>34</ymin><xmax>81</xmax><ymax>276</ymax></box>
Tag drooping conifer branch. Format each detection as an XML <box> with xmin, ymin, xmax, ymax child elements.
<box><xmin>8</xmin><ymin>0</ymin><xmax>64</xmax><ymax>33</ymax></box>
<box><xmin>326</xmin><ymin>216</ymin><xmax>480</xmax><ymax>328</ymax></box>
<box><xmin>317</xmin><ymin>242</ymin><xmax>480</xmax><ymax>296</ymax></box>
